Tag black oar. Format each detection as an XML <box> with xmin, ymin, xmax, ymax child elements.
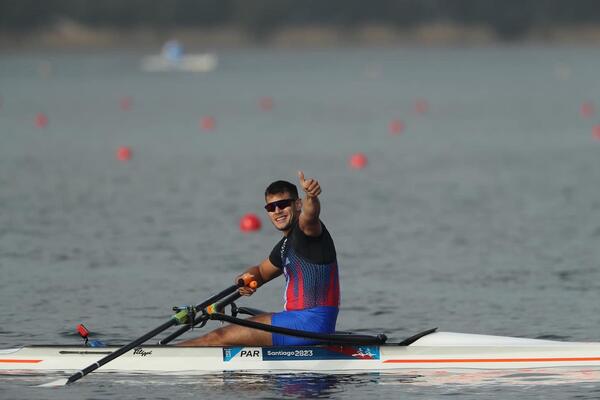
<box><xmin>209</xmin><ymin>313</ymin><xmax>387</xmax><ymax>345</ymax></box>
<box><xmin>40</xmin><ymin>277</ymin><xmax>255</xmax><ymax>387</ymax></box>
<box><xmin>158</xmin><ymin>291</ymin><xmax>243</xmax><ymax>345</ymax></box>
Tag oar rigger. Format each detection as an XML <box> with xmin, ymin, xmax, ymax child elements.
<box><xmin>171</xmin><ymin>305</ymin><xmax>204</xmax><ymax>330</ymax></box>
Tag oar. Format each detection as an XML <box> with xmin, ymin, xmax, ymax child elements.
<box><xmin>39</xmin><ymin>276</ymin><xmax>255</xmax><ymax>387</ymax></box>
<box><xmin>208</xmin><ymin>312</ymin><xmax>387</xmax><ymax>345</ymax></box>
<box><xmin>158</xmin><ymin>291</ymin><xmax>243</xmax><ymax>345</ymax></box>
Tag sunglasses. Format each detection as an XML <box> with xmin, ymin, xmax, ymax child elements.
<box><xmin>264</xmin><ymin>198</ymin><xmax>296</xmax><ymax>212</ymax></box>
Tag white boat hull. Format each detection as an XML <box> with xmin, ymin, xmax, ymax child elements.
<box><xmin>2</xmin><ymin>332</ymin><xmax>600</xmax><ymax>374</ymax></box>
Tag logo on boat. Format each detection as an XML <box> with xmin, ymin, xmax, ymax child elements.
<box><xmin>262</xmin><ymin>346</ymin><xmax>380</xmax><ymax>361</ymax></box>
<box><xmin>223</xmin><ymin>347</ymin><xmax>261</xmax><ymax>362</ymax></box>
<box><xmin>133</xmin><ymin>347</ymin><xmax>152</xmax><ymax>357</ymax></box>
<box><xmin>353</xmin><ymin>347</ymin><xmax>377</xmax><ymax>359</ymax></box>
<box><xmin>240</xmin><ymin>350</ymin><xmax>260</xmax><ymax>357</ymax></box>
<box><xmin>223</xmin><ymin>346</ymin><xmax>380</xmax><ymax>362</ymax></box>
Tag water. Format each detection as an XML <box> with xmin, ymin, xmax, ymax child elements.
<box><xmin>1</xmin><ymin>46</ymin><xmax>600</xmax><ymax>398</ymax></box>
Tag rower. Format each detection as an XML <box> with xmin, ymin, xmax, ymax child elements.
<box><xmin>178</xmin><ymin>172</ymin><xmax>340</xmax><ymax>346</ymax></box>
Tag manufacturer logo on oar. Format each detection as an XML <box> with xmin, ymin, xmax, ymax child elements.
<box><xmin>133</xmin><ymin>347</ymin><xmax>152</xmax><ymax>356</ymax></box>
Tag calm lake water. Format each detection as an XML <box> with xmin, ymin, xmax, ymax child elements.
<box><xmin>1</xmin><ymin>46</ymin><xmax>600</xmax><ymax>399</ymax></box>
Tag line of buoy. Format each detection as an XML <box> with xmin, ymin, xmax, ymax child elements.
<box><xmin>388</xmin><ymin>119</ymin><xmax>405</xmax><ymax>135</ymax></box>
<box><xmin>120</xmin><ymin>96</ymin><xmax>133</xmax><ymax>111</ymax></box>
<box><xmin>240</xmin><ymin>213</ymin><xmax>261</xmax><ymax>232</ymax></box>
<box><xmin>116</xmin><ymin>146</ymin><xmax>133</xmax><ymax>162</ymax></box>
<box><xmin>259</xmin><ymin>97</ymin><xmax>274</xmax><ymax>111</ymax></box>
<box><xmin>580</xmin><ymin>101</ymin><xmax>595</xmax><ymax>119</ymax></box>
<box><xmin>200</xmin><ymin>116</ymin><xmax>216</xmax><ymax>131</ymax></box>
<box><xmin>35</xmin><ymin>112</ymin><xmax>48</xmax><ymax>128</ymax></box>
<box><xmin>593</xmin><ymin>125</ymin><xmax>600</xmax><ymax>141</ymax></box>
<box><xmin>348</xmin><ymin>152</ymin><xmax>368</xmax><ymax>170</ymax></box>
<box><xmin>414</xmin><ymin>98</ymin><xmax>429</xmax><ymax>115</ymax></box>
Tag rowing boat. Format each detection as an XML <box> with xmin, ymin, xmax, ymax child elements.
<box><xmin>9</xmin><ymin>282</ymin><xmax>599</xmax><ymax>387</ymax></box>
<box><xmin>3</xmin><ymin>330</ymin><xmax>600</xmax><ymax>374</ymax></box>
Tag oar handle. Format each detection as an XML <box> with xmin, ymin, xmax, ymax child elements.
<box><xmin>237</xmin><ymin>274</ymin><xmax>258</xmax><ymax>289</ymax></box>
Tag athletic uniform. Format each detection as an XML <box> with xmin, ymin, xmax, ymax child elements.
<box><xmin>269</xmin><ymin>220</ymin><xmax>340</xmax><ymax>345</ymax></box>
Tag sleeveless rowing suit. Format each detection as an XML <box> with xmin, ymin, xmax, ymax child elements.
<box><xmin>269</xmin><ymin>220</ymin><xmax>340</xmax><ymax>345</ymax></box>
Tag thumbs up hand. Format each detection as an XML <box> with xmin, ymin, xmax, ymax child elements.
<box><xmin>298</xmin><ymin>171</ymin><xmax>321</xmax><ymax>198</ymax></box>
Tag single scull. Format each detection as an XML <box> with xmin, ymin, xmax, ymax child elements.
<box><xmin>3</xmin><ymin>330</ymin><xmax>600</xmax><ymax>374</ymax></box>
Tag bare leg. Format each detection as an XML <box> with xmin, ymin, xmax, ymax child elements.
<box><xmin>176</xmin><ymin>313</ymin><xmax>273</xmax><ymax>346</ymax></box>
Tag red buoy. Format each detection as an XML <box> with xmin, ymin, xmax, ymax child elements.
<box><xmin>388</xmin><ymin>119</ymin><xmax>405</xmax><ymax>135</ymax></box>
<box><xmin>116</xmin><ymin>146</ymin><xmax>133</xmax><ymax>162</ymax></box>
<box><xmin>240</xmin><ymin>213</ymin><xmax>261</xmax><ymax>232</ymax></box>
<box><xmin>200</xmin><ymin>116</ymin><xmax>216</xmax><ymax>131</ymax></box>
<box><xmin>348</xmin><ymin>153</ymin><xmax>368</xmax><ymax>170</ymax></box>
<box><xmin>580</xmin><ymin>101</ymin><xmax>595</xmax><ymax>118</ymax></box>
<box><xmin>593</xmin><ymin>125</ymin><xmax>600</xmax><ymax>141</ymax></box>
<box><xmin>120</xmin><ymin>96</ymin><xmax>133</xmax><ymax>111</ymax></box>
<box><xmin>35</xmin><ymin>112</ymin><xmax>48</xmax><ymax>128</ymax></box>
<box><xmin>259</xmin><ymin>96</ymin><xmax>274</xmax><ymax>111</ymax></box>
<box><xmin>414</xmin><ymin>98</ymin><xmax>429</xmax><ymax>114</ymax></box>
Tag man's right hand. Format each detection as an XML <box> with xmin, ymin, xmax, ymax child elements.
<box><xmin>237</xmin><ymin>273</ymin><xmax>258</xmax><ymax>296</ymax></box>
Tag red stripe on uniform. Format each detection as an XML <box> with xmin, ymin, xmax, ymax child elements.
<box><xmin>296</xmin><ymin>266</ymin><xmax>304</xmax><ymax>310</ymax></box>
<box><xmin>326</xmin><ymin>264</ymin><xmax>338</xmax><ymax>306</ymax></box>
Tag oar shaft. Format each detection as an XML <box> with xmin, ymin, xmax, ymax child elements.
<box><xmin>68</xmin><ymin>319</ymin><xmax>176</xmax><ymax>384</ymax></box>
<box><xmin>64</xmin><ymin>283</ymin><xmax>244</xmax><ymax>385</ymax></box>
<box><xmin>193</xmin><ymin>284</ymin><xmax>242</xmax><ymax>313</ymax></box>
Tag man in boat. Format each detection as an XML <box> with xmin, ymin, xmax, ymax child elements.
<box><xmin>178</xmin><ymin>171</ymin><xmax>340</xmax><ymax>346</ymax></box>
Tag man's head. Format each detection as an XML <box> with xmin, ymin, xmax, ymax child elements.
<box><xmin>264</xmin><ymin>180</ymin><xmax>302</xmax><ymax>232</ymax></box>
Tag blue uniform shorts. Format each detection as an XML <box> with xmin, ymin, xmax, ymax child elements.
<box><xmin>271</xmin><ymin>306</ymin><xmax>339</xmax><ymax>346</ymax></box>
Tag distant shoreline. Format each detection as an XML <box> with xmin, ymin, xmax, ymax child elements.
<box><xmin>2</xmin><ymin>20</ymin><xmax>600</xmax><ymax>51</ymax></box>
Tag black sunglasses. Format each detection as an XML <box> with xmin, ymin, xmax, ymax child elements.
<box><xmin>264</xmin><ymin>198</ymin><xmax>296</xmax><ymax>212</ymax></box>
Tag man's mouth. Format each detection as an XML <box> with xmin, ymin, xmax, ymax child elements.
<box><xmin>274</xmin><ymin>215</ymin><xmax>287</xmax><ymax>223</ymax></box>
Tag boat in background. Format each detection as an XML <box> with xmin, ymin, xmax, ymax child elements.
<box><xmin>3</xmin><ymin>330</ymin><xmax>600</xmax><ymax>374</ymax></box>
<box><xmin>140</xmin><ymin>39</ymin><xmax>217</xmax><ymax>72</ymax></box>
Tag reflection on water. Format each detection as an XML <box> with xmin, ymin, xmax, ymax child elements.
<box><xmin>384</xmin><ymin>368</ymin><xmax>600</xmax><ymax>387</ymax></box>
<box><xmin>3</xmin><ymin>369</ymin><xmax>600</xmax><ymax>398</ymax></box>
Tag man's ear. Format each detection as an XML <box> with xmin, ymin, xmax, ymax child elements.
<box><xmin>295</xmin><ymin>198</ymin><xmax>302</xmax><ymax>211</ymax></box>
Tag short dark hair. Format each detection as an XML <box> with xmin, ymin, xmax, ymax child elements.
<box><xmin>265</xmin><ymin>180</ymin><xmax>298</xmax><ymax>199</ymax></box>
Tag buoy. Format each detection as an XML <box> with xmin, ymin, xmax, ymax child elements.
<box><xmin>240</xmin><ymin>213</ymin><xmax>261</xmax><ymax>232</ymax></box>
<box><xmin>200</xmin><ymin>116</ymin><xmax>216</xmax><ymax>131</ymax></box>
<box><xmin>120</xmin><ymin>96</ymin><xmax>133</xmax><ymax>111</ymax></box>
<box><xmin>116</xmin><ymin>146</ymin><xmax>133</xmax><ymax>162</ymax></box>
<box><xmin>348</xmin><ymin>153</ymin><xmax>368</xmax><ymax>170</ymax></box>
<box><xmin>388</xmin><ymin>119</ymin><xmax>405</xmax><ymax>135</ymax></box>
<box><xmin>414</xmin><ymin>99</ymin><xmax>429</xmax><ymax>114</ymax></box>
<box><xmin>259</xmin><ymin>97</ymin><xmax>274</xmax><ymax>111</ymax></box>
<box><xmin>580</xmin><ymin>101</ymin><xmax>594</xmax><ymax>118</ymax></box>
<box><xmin>35</xmin><ymin>113</ymin><xmax>48</xmax><ymax>128</ymax></box>
<box><xmin>593</xmin><ymin>125</ymin><xmax>600</xmax><ymax>141</ymax></box>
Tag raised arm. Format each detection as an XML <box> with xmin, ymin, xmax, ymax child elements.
<box><xmin>297</xmin><ymin>170</ymin><xmax>323</xmax><ymax>237</ymax></box>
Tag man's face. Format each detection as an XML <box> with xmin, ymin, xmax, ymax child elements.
<box><xmin>265</xmin><ymin>192</ymin><xmax>301</xmax><ymax>232</ymax></box>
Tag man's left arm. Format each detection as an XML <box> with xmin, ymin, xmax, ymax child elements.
<box><xmin>297</xmin><ymin>171</ymin><xmax>322</xmax><ymax>237</ymax></box>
